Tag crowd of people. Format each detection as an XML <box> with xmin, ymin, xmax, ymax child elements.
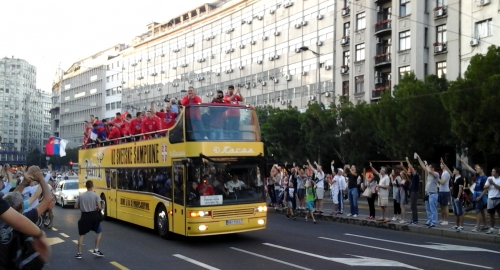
<box><xmin>267</xmin><ymin>154</ymin><xmax>500</xmax><ymax>235</ymax></box>
<box><xmin>82</xmin><ymin>85</ymin><xmax>244</xmax><ymax>148</ymax></box>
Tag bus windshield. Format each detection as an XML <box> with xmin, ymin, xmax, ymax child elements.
<box><xmin>186</xmin><ymin>157</ymin><xmax>265</xmax><ymax>206</ymax></box>
<box><xmin>184</xmin><ymin>104</ymin><xmax>261</xmax><ymax>141</ymax></box>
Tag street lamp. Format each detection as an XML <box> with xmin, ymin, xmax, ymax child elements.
<box><xmin>298</xmin><ymin>46</ymin><xmax>322</xmax><ymax>106</ymax></box>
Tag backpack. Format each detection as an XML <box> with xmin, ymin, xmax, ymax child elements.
<box><xmin>0</xmin><ymin>220</ymin><xmax>44</xmax><ymax>270</ymax></box>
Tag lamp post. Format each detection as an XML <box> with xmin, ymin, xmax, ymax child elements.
<box><xmin>298</xmin><ymin>46</ymin><xmax>323</xmax><ymax>165</ymax></box>
<box><xmin>298</xmin><ymin>46</ymin><xmax>321</xmax><ymax>106</ymax></box>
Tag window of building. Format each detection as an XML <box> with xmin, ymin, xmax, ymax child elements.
<box><xmin>437</xmin><ymin>61</ymin><xmax>446</xmax><ymax>78</ymax></box>
<box><xmin>117</xmin><ymin>101</ymin><xmax>121</xmax><ymax>109</ymax></box>
<box><xmin>106</xmin><ymin>89</ymin><xmax>110</xmax><ymax>96</ymax></box>
<box><xmin>355</xmin><ymin>43</ymin><xmax>365</xmax><ymax>61</ymax></box>
<box><xmin>342</xmin><ymin>81</ymin><xmax>349</xmax><ymax>96</ymax></box>
<box><xmin>400</xmin><ymin>0</ymin><xmax>411</xmax><ymax>16</ymax></box>
<box><xmin>355</xmin><ymin>76</ymin><xmax>364</xmax><ymax>93</ymax></box>
<box><xmin>356</xmin><ymin>12</ymin><xmax>366</xmax><ymax>31</ymax></box>
<box><xmin>343</xmin><ymin>51</ymin><xmax>350</xmax><ymax>66</ymax></box>
<box><xmin>106</xmin><ymin>103</ymin><xmax>110</xmax><ymax>111</ymax></box>
<box><xmin>343</xmin><ymin>22</ymin><xmax>350</xmax><ymax>37</ymax></box>
<box><xmin>399</xmin><ymin>66</ymin><xmax>411</xmax><ymax>78</ymax></box>
<box><xmin>399</xmin><ymin>30</ymin><xmax>411</xmax><ymax>51</ymax></box>
<box><xmin>436</xmin><ymin>25</ymin><xmax>446</xmax><ymax>44</ymax></box>
<box><xmin>475</xmin><ymin>19</ymin><xmax>492</xmax><ymax>39</ymax></box>
<box><xmin>111</xmin><ymin>103</ymin><xmax>116</xmax><ymax>110</ymax></box>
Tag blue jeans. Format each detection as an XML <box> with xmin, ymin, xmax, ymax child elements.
<box><xmin>425</xmin><ymin>193</ymin><xmax>438</xmax><ymax>225</ymax></box>
<box><xmin>348</xmin><ymin>188</ymin><xmax>359</xmax><ymax>215</ymax></box>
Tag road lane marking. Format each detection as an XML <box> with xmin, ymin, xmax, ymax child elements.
<box><xmin>173</xmin><ymin>254</ymin><xmax>220</xmax><ymax>270</ymax></box>
<box><xmin>50</xmin><ymin>227</ymin><xmax>58</xmax><ymax>231</ymax></box>
<box><xmin>262</xmin><ymin>243</ymin><xmax>420</xmax><ymax>270</ymax></box>
<box><xmin>46</xmin><ymin>237</ymin><xmax>64</xmax><ymax>246</ymax></box>
<box><xmin>319</xmin><ymin>237</ymin><xmax>492</xmax><ymax>269</ymax></box>
<box><xmin>230</xmin><ymin>247</ymin><xmax>313</xmax><ymax>270</ymax></box>
<box><xmin>110</xmin><ymin>261</ymin><xmax>129</xmax><ymax>270</ymax></box>
<box><xmin>345</xmin><ymin>233</ymin><xmax>500</xmax><ymax>253</ymax></box>
<box><xmin>59</xmin><ymin>233</ymin><xmax>69</xmax><ymax>238</ymax></box>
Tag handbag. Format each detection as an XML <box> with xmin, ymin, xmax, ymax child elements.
<box><xmin>362</xmin><ymin>187</ymin><xmax>372</xmax><ymax>198</ymax></box>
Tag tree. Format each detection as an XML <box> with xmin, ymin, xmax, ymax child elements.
<box><xmin>299</xmin><ymin>102</ymin><xmax>338</xmax><ymax>166</ymax></box>
<box><xmin>335</xmin><ymin>96</ymin><xmax>379</xmax><ymax>166</ymax></box>
<box><xmin>26</xmin><ymin>148</ymin><xmax>43</xmax><ymax>167</ymax></box>
<box><xmin>373</xmin><ymin>73</ymin><xmax>454</xmax><ymax>160</ymax></box>
<box><xmin>442</xmin><ymin>46</ymin><xmax>500</xmax><ymax>162</ymax></box>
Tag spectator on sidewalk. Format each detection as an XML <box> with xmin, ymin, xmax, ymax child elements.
<box><xmin>459</xmin><ymin>158</ymin><xmax>488</xmax><ymax>232</ymax></box>
<box><xmin>416</xmin><ymin>153</ymin><xmax>439</xmax><ymax>228</ymax></box>
<box><xmin>295</xmin><ymin>167</ymin><xmax>306</xmax><ymax>210</ymax></box>
<box><xmin>442</xmin><ymin>161</ymin><xmax>465</xmax><ymax>231</ymax></box>
<box><xmin>307</xmin><ymin>159</ymin><xmax>325</xmax><ymax>214</ymax></box>
<box><xmin>437</xmin><ymin>162</ymin><xmax>451</xmax><ymax>226</ymax></box>
<box><xmin>399</xmin><ymin>171</ymin><xmax>410</xmax><ymax>224</ymax></box>
<box><xmin>268</xmin><ymin>165</ymin><xmax>281</xmax><ymax>208</ymax></box>
<box><xmin>330</xmin><ymin>161</ymin><xmax>345</xmax><ymax>216</ymax></box>
<box><xmin>480</xmin><ymin>168</ymin><xmax>500</xmax><ymax>234</ymax></box>
<box><xmin>390</xmin><ymin>168</ymin><xmax>402</xmax><ymax>222</ymax></box>
<box><xmin>283</xmin><ymin>181</ymin><xmax>296</xmax><ymax>220</ymax></box>
<box><xmin>365</xmin><ymin>171</ymin><xmax>378</xmax><ymax>220</ymax></box>
<box><xmin>304</xmin><ymin>179</ymin><xmax>317</xmax><ymax>223</ymax></box>
<box><xmin>345</xmin><ymin>164</ymin><xmax>361</xmax><ymax>217</ymax></box>
<box><xmin>406</xmin><ymin>157</ymin><xmax>420</xmax><ymax>225</ymax></box>
<box><xmin>371</xmin><ymin>163</ymin><xmax>390</xmax><ymax>222</ymax></box>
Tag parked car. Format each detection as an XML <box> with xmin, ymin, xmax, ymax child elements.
<box><xmin>54</xmin><ymin>179</ymin><xmax>79</xmax><ymax>208</ymax></box>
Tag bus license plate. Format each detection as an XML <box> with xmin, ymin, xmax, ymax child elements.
<box><xmin>226</xmin><ymin>219</ymin><xmax>243</xmax><ymax>225</ymax></box>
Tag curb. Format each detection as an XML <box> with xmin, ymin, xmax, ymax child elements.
<box><xmin>271</xmin><ymin>208</ymin><xmax>500</xmax><ymax>245</ymax></box>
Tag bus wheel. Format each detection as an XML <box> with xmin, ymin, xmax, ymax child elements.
<box><xmin>100</xmin><ymin>195</ymin><xmax>108</xmax><ymax>221</ymax></box>
<box><xmin>155</xmin><ymin>205</ymin><xmax>170</xmax><ymax>239</ymax></box>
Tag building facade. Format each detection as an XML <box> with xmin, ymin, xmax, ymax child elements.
<box><xmin>0</xmin><ymin>56</ymin><xmax>51</xmax><ymax>164</ymax></box>
<box><xmin>55</xmin><ymin>0</ymin><xmax>500</xmax><ymax>142</ymax></box>
<box><xmin>56</xmin><ymin>45</ymin><xmax>126</xmax><ymax>147</ymax></box>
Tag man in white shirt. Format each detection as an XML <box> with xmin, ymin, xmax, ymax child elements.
<box><xmin>224</xmin><ymin>174</ymin><xmax>247</xmax><ymax>194</ymax></box>
<box><xmin>437</xmin><ymin>163</ymin><xmax>451</xmax><ymax>225</ymax></box>
<box><xmin>479</xmin><ymin>167</ymin><xmax>500</xmax><ymax>234</ymax></box>
<box><xmin>307</xmin><ymin>159</ymin><xmax>325</xmax><ymax>214</ymax></box>
<box><xmin>330</xmin><ymin>163</ymin><xmax>345</xmax><ymax>216</ymax></box>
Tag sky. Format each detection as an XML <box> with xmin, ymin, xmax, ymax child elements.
<box><xmin>0</xmin><ymin>0</ymin><xmax>209</xmax><ymax>92</ymax></box>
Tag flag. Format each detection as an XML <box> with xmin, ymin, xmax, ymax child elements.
<box><xmin>121</xmin><ymin>110</ymin><xmax>129</xmax><ymax>118</ymax></box>
<box><xmin>90</xmin><ymin>131</ymin><xmax>98</xmax><ymax>140</ymax></box>
<box><xmin>45</xmin><ymin>137</ymin><xmax>69</xmax><ymax>157</ymax></box>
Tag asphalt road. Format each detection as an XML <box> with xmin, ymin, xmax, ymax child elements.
<box><xmin>41</xmin><ymin>205</ymin><xmax>500</xmax><ymax>270</ymax></box>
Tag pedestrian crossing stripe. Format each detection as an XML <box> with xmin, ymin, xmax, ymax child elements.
<box><xmin>47</xmin><ymin>237</ymin><xmax>64</xmax><ymax>246</ymax></box>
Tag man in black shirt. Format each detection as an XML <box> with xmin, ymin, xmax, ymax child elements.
<box><xmin>345</xmin><ymin>165</ymin><xmax>361</xmax><ymax>217</ymax></box>
<box><xmin>406</xmin><ymin>157</ymin><xmax>420</xmax><ymax>225</ymax></box>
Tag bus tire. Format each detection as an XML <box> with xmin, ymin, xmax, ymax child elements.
<box><xmin>155</xmin><ymin>204</ymin><xmax>171</xmax><ymax>239</ymax></box>
<box><xmin>100</xmin><ymin>195</ymin><xmax>108</xmax><ymax>221</ymax></box>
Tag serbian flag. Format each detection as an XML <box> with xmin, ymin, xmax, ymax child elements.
<box><xmin>45</xmin><ymin>137</ymin><xmax>68</xmax><ymax>157</ymax></box>
<box><xmin>121</xmin><ymin>110</ymin><xmax>129</xmax><ymax>118</ymax></box>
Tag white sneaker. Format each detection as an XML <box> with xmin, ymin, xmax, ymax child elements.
<box><xmin>353</xmin><ymin>214</ymin><xmax>358</xmax><ymax>218</ymax></box>
<box><xmin>440</xmin><ymin>221</ymin><xmax>449</xmax><ymax>225</ymax></box>
<box><xmin>391</xmin><ymin>217</ymin><xmax>396</xmax><ymax>221</ymax></box>
<box><xmin>347</xmin><ymin>214</ymin><xmax>353</xmax><ymax>217</ymax></box>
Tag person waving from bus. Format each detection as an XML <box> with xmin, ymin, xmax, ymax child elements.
<box><xmin>141</xmin><ymin>111</ymin><xmax>159</xmax><ymax>140</ymax></box>
<box><xmin>181</xmin><ymin>87</ymin><xmax>204</xmax><ymax>140</ymax></box>
<box><xmin>129</xmin><ymin>112</ymin><xmax>143</xmax><ymax>141</ymax></box>
<box><xmin>151</xmin><ymin>101</ymin><xmax>177</xmax><ymax>137</ymax></box>
<box><xmin>223</xmin><ymin>85</ymin><xmax>244</xmax><ymax>140</ymax></box>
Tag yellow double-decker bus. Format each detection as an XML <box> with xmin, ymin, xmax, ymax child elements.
<box><xmin>78</xmin><ymin>103</ymin><xmax>267</xmax><ymax>239</ymax></box>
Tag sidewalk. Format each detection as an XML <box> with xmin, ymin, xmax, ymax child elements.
<box><xmin>270</xmin><ymin>195</ymin><xmax>500</xmax><ymax>244</ymax></box>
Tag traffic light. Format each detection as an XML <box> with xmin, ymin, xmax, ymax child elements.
<box><xmin>69</xmin><ymin>160</ymin><xmax>73</xmax><ymax>166</ymax></box>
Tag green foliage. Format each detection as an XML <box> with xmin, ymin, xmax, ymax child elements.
<box><xmin>374</xmin><ymin>73</ymin><xmax>454</xmax><ymax>159</ymax></box>
<box><xmin>442</xmin><ymin>46</ymin><xmax>500</xmax><ymax>156</ymax></box>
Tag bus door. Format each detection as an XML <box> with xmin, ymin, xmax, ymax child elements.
<box><xmin>103</xmin><ymin>169</ymin><xmax>117</xmax><ymax>218</ymax></box>
<box><xmin>172</xmin><ymin>160</ymin><xmax>186</xmax><ymax>235</ymax></box>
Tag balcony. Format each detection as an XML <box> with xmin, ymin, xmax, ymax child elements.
<box><xmin>374</xmin><ymin>53</ymin><xmax>391</xmax><ymax>66</ymax></box>
<box><xmin>340</xmin><ymin>66</ymin><xmax>349</xmax><ymax>75</ymax></box>
<box><xmin>340</xmin><ymin>36</ymin><xmax>350</xmax><ymax>46</ymax></box>
<box><xmin>434</xmin><ymin>6</ymin><xmax>447</xmax><ymax>19</ymax></box>
<box><xmin>372</xmin><ymin>86</ymin><xmax>390</xmax><ymax>99</ymax></box>
<box><xmin>433</xmin><ymin>42</ymin><xmax>447</xmax><ymax>54</ymax></box>
<box><xmin>374</xmin><ymin>20</ymin><xmax>391</xmax><ymax>34</ymax></box>
<box><xmin>341</xmin><ymin>7</ymin><xmax>350</xmax><ymax>17</ymax></box>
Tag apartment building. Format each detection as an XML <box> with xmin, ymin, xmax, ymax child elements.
<box><xmin>56</xmin><ymin>45</ymin><xmax>126</xmax><ymax>147</ymax></box>
<box><xmin>56</xmin><ymin>0</ymin><xmax>499</xmax><ymax>142</ymax></box>
<box><xmin>0</xmin><ymin>56</ymin><xmax>51</xmax><ymax>164</ymax></box>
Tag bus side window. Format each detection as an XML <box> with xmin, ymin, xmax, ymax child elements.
<box><xmin>110</xmin><ymin>170</ymin><xmax>117</xmax><ymax>189</ymax></box>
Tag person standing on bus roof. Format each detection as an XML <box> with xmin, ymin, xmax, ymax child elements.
<box><xmin>223</xmin><ymin>85</ymin><xmax>244</xmax><ymax>140</ymax></box>
<box><xmin>106</xmin><ymin>123</ymin><xmax>121</xmax><ymax>144</ymax></box>
<box><xmin>74</xmin><ymin>180</ymin><xmax>104</xmax><ymax>259</ymax></box>
<box><xmin>151</xmin><ymin>101</ymin><xmax>177</xmax><ymax>137</ymax></box>
<box><xmin>181</xmin><ymin>87</ymin><xmax>205</xmax><ymax>140</ymax></box>
<box><xmin>129</xmin><ymin>112</ymin><xmax>143</xmax><ymax>141</ymax></box>
<box><xmin>141</xmin><ymin>111</ymin><xmax>159</xmax><ymax>140</ymax></box>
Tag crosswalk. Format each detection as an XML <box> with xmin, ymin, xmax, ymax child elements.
<box><xmin>172</xmin><ymin>235</ymin><xmax>496</xmax><ymax>270</ymax></box>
